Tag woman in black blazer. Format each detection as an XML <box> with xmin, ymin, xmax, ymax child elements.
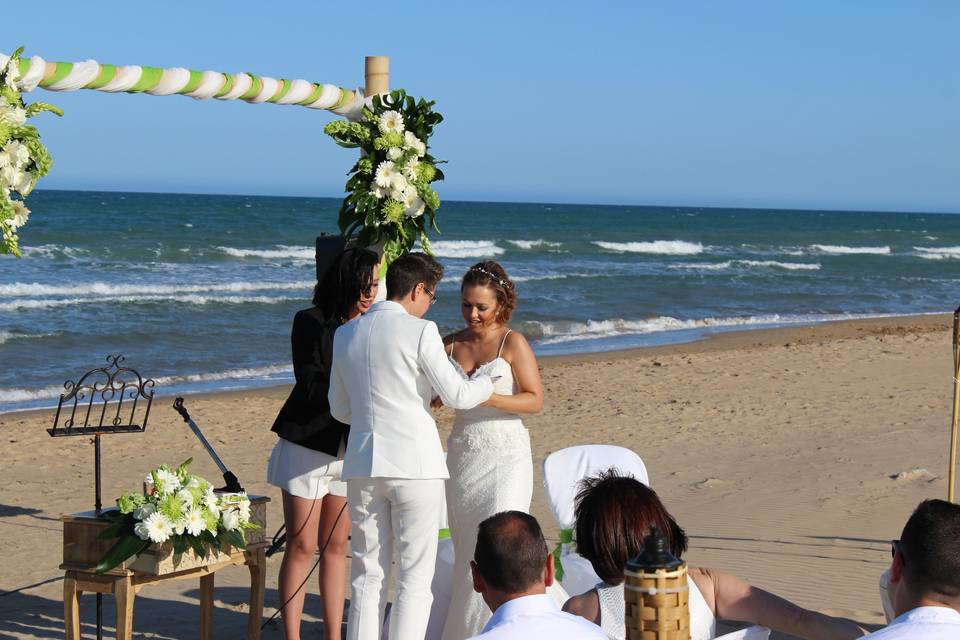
<box><xmin>268</xmin><ymin>247</ymin><xmax>379</xmax><ymax>640</ymax></box>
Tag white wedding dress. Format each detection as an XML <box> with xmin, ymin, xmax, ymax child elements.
<box><xmin>441</xmin><ymin>331</ymin><xmax>559</xmax><ymax>640</ymax></box>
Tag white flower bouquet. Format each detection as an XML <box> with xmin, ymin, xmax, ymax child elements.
<box><xmin>324</xmin><ymin>89</ymin><xmax>444</xmax><ymax>265</ymax></box>
<box><xmin>0</xmin><ymin>47</ymin><xmax>62</xmax><ymax>256</ymax></box>
<box><xmin>95</xmin><ymin>458</ymin><xmax>258</xmax><ymax>573</ymax></box>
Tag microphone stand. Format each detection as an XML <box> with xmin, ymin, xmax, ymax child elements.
<box><xmin>172</xmin><ymin>397</ymin><xmax>244</xmax><ymax>494</ymax></box>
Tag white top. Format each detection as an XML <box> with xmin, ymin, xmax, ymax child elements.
<box><xmin>470</xmin><ymin>594</ymin><xmax>606</xmax><ymax>640</ymax></box>
<box><xmin>862</xmin><ymin>606</ymin><xmax>960</xmax><ymax>639</ymax></box>
<box><xmin>329</xmin><ymin>301</ymin><xmax>494</xmax><ymax>480</ymax></box>
<box><xmin>595</xmin><ymin>579</ymin><xmax>716</xmax><ymax>640</ymax></box>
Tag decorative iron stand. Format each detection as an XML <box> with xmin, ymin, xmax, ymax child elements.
<box><xmin>49</xmin><ymin>355</ymin><xmax>155</xmax><ymax>640</ymax></box>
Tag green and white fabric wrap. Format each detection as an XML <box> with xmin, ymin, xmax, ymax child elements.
<box><xmin>0</xmin><ymin>53</ymin><xmax>367</xmax><ymax>120</ymax></box>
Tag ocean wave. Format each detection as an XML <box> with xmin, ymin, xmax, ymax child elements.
<box><xmin>810</xmin><ymin>244</ymin><xmax>891</xmax><ymax>255</ymax></box>
<box><xmin>913</xmin><ymin>246</ymin><xmax>960</xmax><ymax>260</ymax></box>
<box><xmin>506</xmin><ymin>239</ymin><xmax>564</xmax><ymax>250</ymax></box>
<box><xmin>217</xmin><ymin>245</ymin><xmax>315</xmax><ymax>260</ymax></box>
<box><xmin>0</xmin><ymin>330</ymin><xmax>55</xmax><ymax>345</ymax></box>
<box><xmin>0</xmin><ymin>280</ymin><xmax>314</xmax><ymax>297</ymax></box>
<box><xmin>16</xmin><ymin>244</ymin><xmax>91</xmax><ymax>260</ymax></box>
<box><xmin>670</xmin><ymin>260</ymin><xmax>820</xmax><ymax>271</ymax></box>
<box><xmin>593</xmin><ymin>240</ymin><xmax>704</xmax><ymax>255</ymax></box>
<box><xmin>441</xmin><ymin>272</ymin><xmax>571</xmax><ymax>285</ymax></box>
<box><xmin>0</xmin><ymin>294</ymin><xmax>302</xmax><ymax>312</ymax></box>
<box><xmin>0</xmin><ymin>364</ymin><xmax>294</xmax><ymax>407</ymax></box>
<box><xmin>523</xmin><ymin>312</ymin><xmax>889</xmax><ymax>345</ymax></box>
<box><xmin>428</xmin><ymin>240</ymin><xmax>505</xmax><ymax>258</ymax></box>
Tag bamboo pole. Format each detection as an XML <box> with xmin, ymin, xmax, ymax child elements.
<box><xmin>948</xmin><ymin>306</ymin><xmax>960</xmax><ymax>503</ymax></box>
<box><xmin>364</xmin><ymin>56</ymin><xmax>389</xmax><ymax>97</ymax></box>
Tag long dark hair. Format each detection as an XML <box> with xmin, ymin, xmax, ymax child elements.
<box><xmin>574</xmin><ymin>469</ymin><xmax>688</xmax><ymax>586</ymax></box>
<box><xmin>313</xmin><ymin>247</ymin><xmax>379</xmax><ymax>323</ymax></box>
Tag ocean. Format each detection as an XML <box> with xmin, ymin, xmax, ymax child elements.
<box><xmin>2</xmin><ymin>189</ymin><xmax>958</xmax><ymax>413</ymax></box>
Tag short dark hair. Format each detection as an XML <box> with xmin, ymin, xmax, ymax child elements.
<box><xmin>386</xmin><ymin>252</ymin><xmax>444</xmax><ymax>300</ymax></box>
<box><xmin>474</xmin><ymin>511</ymin><xmax>548</xmax><ymax>593</ymax></box>
<box><xmin>899</xmin><ymin>499</ymin><xmax>960</xmax><ymax>601</ymax></box>
<box><xmin>313</xmin><ymin>247</ymin><xmax>379</xmax><ymax>323</ymax></box>
<box><xmin>574</xmin><ymin>469</ymin><xmax>688</xmax><ymax>586</ymax></box>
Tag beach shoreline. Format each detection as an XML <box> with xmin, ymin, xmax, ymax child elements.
<box><xmin>1</xmin><ymin>311</ymin><xmax>955</xmax><ymax>638</ymax></box>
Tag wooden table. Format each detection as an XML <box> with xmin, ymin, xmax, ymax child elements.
<box><xmin>60</xmin><ymin>496</ymin><xmax>269</xmax><ymax>639</ymax></box>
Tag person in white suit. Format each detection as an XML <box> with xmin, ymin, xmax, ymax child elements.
<box><xmin>329</xmin><ymin>252</ymin><xmax>495</xmax><ymax>640</ymax></box>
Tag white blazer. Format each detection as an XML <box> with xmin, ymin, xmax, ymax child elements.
<box><xmin>329</xmin><ymin>300</ymin><xmax>494</xmax><ymax>480</ymax></box>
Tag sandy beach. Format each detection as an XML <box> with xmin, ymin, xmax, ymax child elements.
<box><xmin>0</xmin><ymin>313</ymin><xmax>955</xmax><ymax>639</ymax></box>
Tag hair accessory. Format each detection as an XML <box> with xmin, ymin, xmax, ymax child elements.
<box><xmin>470</xmin><ymin>266</ymin><xmax>513</xmax><ymax>288</ymax></box>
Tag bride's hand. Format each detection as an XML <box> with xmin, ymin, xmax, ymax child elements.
<box><xmin>481</xmin><ymin>394</ymin><xmax>503</xmax><ymax>409</ymax></box>
<box><xmin>431</xmin><ymin>396</ymin><xmax>444</xmax><ymax>410</ymax></box>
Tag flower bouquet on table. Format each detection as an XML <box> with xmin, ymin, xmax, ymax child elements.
<box><xmin>324</xmin><ymin>89</ymin><xmax>444</xmax><ymax>267</ymax></box>
<box><xmin>0</xmin><ymin>47</ymin><xmax>62</xmax><ymax>256</ymax></box>
<box><xmin>95</xmin><ymin>458</ymin><xmax>258</xmax><ymax>574</ymax></box>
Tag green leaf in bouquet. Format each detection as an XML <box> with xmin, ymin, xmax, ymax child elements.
<box><xmin>96</xmin><ymin>536</ymin><xmax>151</xmax><ymax>574</ymax></box>
<box><xmin>223</xmin><ymin>529</ymin><xmax>247</xmax><ymax>550</ymax></box>
<box><xmin>96</xmin><ymin>513</ymin><xmax>133</xmax><ymax>540</ymax></box>
<box><xmin>175</xmin><ymin>457</ymin><xmax>193</xmax><ymax>479</ymax></box>
<box><xmin>189</xmin><ymin>535</ymin><xmax>208</xmax><ymax>559</ymax></box>
<box><xmin>172</xmin><ymin>534</ymin><xmax>190</xmax><ymax>556</ymax></box>
<box><xmin>24</xmin><ymin>102</ymin><xmax>64</xmax><ymax>118</ymax></box>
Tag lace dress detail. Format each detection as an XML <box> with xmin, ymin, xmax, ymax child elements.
<box><xmin>595</xmin><ymin>580</ymin><xmax>717</xmax><ymax>640</ymax></box>
<box><xmin>441</xmin><ymin>331</ymin><xmax>545</xmax><ymax>640</ymax></box>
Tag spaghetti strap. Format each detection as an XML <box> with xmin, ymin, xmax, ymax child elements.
<box><xmin>496</xmin><ymin>330</ymin><xmax>512</xmax><ymax>358</ymax></box>
<box><xmin>449</xmin><ymin>335</ymin><xmax>455</xmax><ymax>358</ymax></box>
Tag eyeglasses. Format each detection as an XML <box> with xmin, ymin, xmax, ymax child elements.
<box><xmin>890</xmin><ymin>539</ymin><xmax>903</xmax><ymax>561</ymax></box>
<box><xmin>423</xmin><ymin>286</ymin><xmax>439</xmax><ymax>306</ymax></box>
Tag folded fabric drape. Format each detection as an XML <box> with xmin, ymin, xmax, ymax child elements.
<box><xmin>0</xmin><ymin>53</ymin><xmax>366</xmax><ymax>119</ymax></box>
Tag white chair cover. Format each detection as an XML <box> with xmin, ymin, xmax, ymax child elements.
<box><xmin>542</xmin><ymin>445</ymin><xmax>650</xmax><ymax>595</ymax></box>
<box><xmin>425</xmin><ymin>459</ymin><xmax>455</xmax><ymax>640</ymax></box>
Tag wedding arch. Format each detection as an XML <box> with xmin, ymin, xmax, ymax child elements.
<box><xmin>0</xmin><ymin>50</ymin><xmax>444</xmax><ymax>263</ymax></box>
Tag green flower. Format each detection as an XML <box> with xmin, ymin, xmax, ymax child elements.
<box><xmin>382</xmin><ymin>199</ymin><xmax>405</xmax><ymax>224</ymax></box>
<box><xmin>159</xmin><ymin>493</ymin><xmax>185</xmax><ymax>522</ymax></box>
<box><xmin>421</xmin><ymin>187</ymin><xmax>440</xmax><ymax>211</ymax></box>
<box><xmin>417</xmin><ymin>163</ymin><xmax>437</xmax><ymax>183</ymax></box>
<box><xmin>324</xmin><ymin>120</ymin><xmax>350</xmax><ymax>137</ymax></box>
<box><xmin>374</xmin><ymin>132</ymin><xmax>404</xmax><ymax>150</ymax></box>
<box><xmin>357</xmin><ymin>157</ymin><xmax>373</xmax><ymax>174</ymax></box>
<box><xmin>348</xmin><ymin>122</ymin><xmax>371</xmax><ymax>143</ymax></box>
<box><xmin>117</xmin><ymin>492</ymin><xmax>146</xmax><ymax>515</ymax></box>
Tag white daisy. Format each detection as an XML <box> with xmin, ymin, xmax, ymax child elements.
<box><xmin>221</xmin><ymin>508</ymin><xmax>240</xmax><ymax>532</ymax></box>
<box><xmin>378</xmin><ymin>110</ymin><xmax>404</xmax><ymax>135</ymax></box>
<box><xmin>9</xmin><ymin>200</ymin><xmax>28</xmax><ymax>228</ymax></box>
<box><xmin>153</xmin><ymin>469</ymin><xmax>181</xmax><ymax>495</ymax></box>
<box><xmin>387</xmin><ymin>147</ymin><xmax>403</xmax><ymax>160</ymax></box>
<box><xmin>184</xmin><ymin>509</ymin><xmax>206</xmax><ymax>536</ymax></box>
<box><xmin>390</xmin><ymin>173</ymin><xmax>408</xmax><ymax>193</ymax></box>
<box><xmin>374</xmin><ymin>161</ymin><xmax>398</xmax><ymax>188</ymax></box>
<box><xmin>143</xmin><ymin>512</ymin><xmax>174</xmax><ymax>543</ymax></box>
<box><xmin>371</xmin><ymin>184</ymin><xmax>387</xmax><ymax>199</ymax></box>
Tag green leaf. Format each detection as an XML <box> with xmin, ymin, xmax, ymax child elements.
<box><xmin>25</xmin><ymin>102</ymin><xmax>64</xmax><ymax>118</ymax></box>
<box><xmin>172</xmin><ymin>535</ymin><xmax>189</xmax><ymax>555</ymax></box>
<box><xmin>96</xmin><ymin>514</ymin><xmax>132</xmax><ymax>540</ymax></box>
<box><xmin>189</xmin><ymin>536</ymin><xmax>208</xmax><ymax>559</ymax></box>
<box><xmin>96</xmin><ymin>536</ymin><xmax>151</xmax><ymax>574</ymax></box>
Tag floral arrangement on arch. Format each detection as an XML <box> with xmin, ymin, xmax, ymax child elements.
<box><xmin>96</xmin><ymin>458</ymin><xmax>258</xmax><ymax>573</ymax></box>
<box><xmin>324</xmin><ymin>89</ymin><xmax>444</xmax><ymax>265</ymax></box>
<box><xmin>0</xmin><ymin>47</ymin><xmax>61</xmax><ymax>256</ymax></box>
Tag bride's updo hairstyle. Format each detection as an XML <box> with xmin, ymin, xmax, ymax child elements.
<box><xmin>462</xmin><ymin>260</ymin><xmax>517</xmax><ymax>323</ymax></box>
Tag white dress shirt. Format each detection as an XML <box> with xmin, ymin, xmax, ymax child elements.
<box><xmin>470</xmin><ymin>594</ymin><xmax>606</xmax><ymax>640</ymax></box>
<box><xmin>329</xmin><ymin>300</ymin><xmax>493</xmax><ymax>480</ymax></box>
<box><xmin>863</xmin><ymin>606</ymin><xmax>960</xmax><ymax>639</ymax></box>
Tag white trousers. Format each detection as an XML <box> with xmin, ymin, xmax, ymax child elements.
<box><xmin>346</xmin><ymin>477</ymin><xmax>444</xmax><ymax>640</ymax></box>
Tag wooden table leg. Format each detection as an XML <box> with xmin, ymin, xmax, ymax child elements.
<box><xmin>115</xmin><ymin>576</ymin><xmax>135</xmax><ymax>640</ymax></box>
<box><xmin>246</xmin><ymin>548</ymin><xmax>266</xmax><ymax>640</ymax></box>
<box><xmin>200</xmin><ymin>572</ymin><xmax>215</xmax><ymax>640</ymax></box>
<box><xmin>63</xmin><ymin>573</ymin><xmax>81</xmax><ymax>640</ymax></box>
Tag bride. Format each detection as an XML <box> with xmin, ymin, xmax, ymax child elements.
<box><xmin>438</xmin><ymin>260</ymin><xmax>553</xmax><ymax>640</ymax></box>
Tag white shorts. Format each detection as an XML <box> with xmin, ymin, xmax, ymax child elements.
<box><xmin>267</xmin><ymin>438</ymin><xmax>347</xmax><ymax>499</ymax></box>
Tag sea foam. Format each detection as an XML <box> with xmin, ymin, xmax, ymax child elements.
<box><xmin>670</xmin><ymin>260</ymin><xmax>820</xmax><ymax>271</ymax></box>
<box><xmin>593</xmin><ymin>240</ymin><xmax>704</xmax><ymax>255</ymax></box>
<box><xmin>810</xmin><ymin>244</ymin><xmax>891</xmax><ymax>255</ymax></box>
<box><xmin>0</xmin><ymin>280</ymin><xmax>313</xmax><ymax>297</ymax></box>
<box><xmin>913</xmin><ymin>246</ymin><xmax>960</xmax><ymax>260</ymax></box>
<box><xmin>427</xmin><ymin>240</ymin><xmax>505</xmax><ymax>258</ymax></box>
<box><xmin>217</xmin><ymin>245</ymin><xmax>315</xmax><ymax>260</ymax></box>
<box><xmin>0</xmin><ymin>294</ymin><xmax>302</xmax><ymax>312</ymax></box>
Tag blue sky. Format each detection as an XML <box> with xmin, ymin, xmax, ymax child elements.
<box><xmin>9</xmin><ymin>2</ymin><xmax>959</xmax><ymax>212</ymax></box>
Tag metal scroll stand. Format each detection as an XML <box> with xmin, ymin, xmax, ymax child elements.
<box><xmin>48</xmin><ymin>355</ymin><xmax>155</xmax><ymax>640</ymax></box>
<box><xmin>172</xmin><ymin>397</ymin><xmax>244</xmax><ymax>494</ymax></box>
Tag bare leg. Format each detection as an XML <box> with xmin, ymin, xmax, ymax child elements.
<box><xmin>278</xmin><ymin>489</ymin><xmax>323</xmax><ymax>640</ymax></box>
<box><xmin>317</xmin><ymin>494</ymin><xmax>351</xmax><ymax>640</ymax></box>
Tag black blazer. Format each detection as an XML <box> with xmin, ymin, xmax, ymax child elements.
<box><xmin>271</xmin><ymin>307</ymin><xmax>349</xmax><ymax>456</ymax></box>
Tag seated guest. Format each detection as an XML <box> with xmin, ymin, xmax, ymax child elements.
<box><xmin>864</xmin><ymin>499</ymin><xmax>960</xmax><ymax>638</ymax></box>
<box><xmin>563</xmin><ymin>470</ymin><xmax>866</xmax><ymax>640</ymax></box>
<box><xmin>468</xmin><ymin>511</ymin><xmax>605</xmax><ymax>639</ymax></box>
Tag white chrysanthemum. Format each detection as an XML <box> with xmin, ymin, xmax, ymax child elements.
<box><xmin>173</xmin><ymin>518</ymin><xmax>186</xmax><ymax>535</ymax></box>
<box><xmin>238</xmin><ymin>499</ymin><xmax>251</xmax><ymax>522</ymax></box>
<box><xmin>187</xmin><ymin>476</ymin><xmax>202</xmax><ymax>489</ymax></box>
<box><xmin>153</xmin><ymin>469</ymin><xmax>181</xmax><ymax>495</ymax></box>
<box><xmin>0</xmin><ymin>166</ymin><xmax>19</xmax><ymax>189</ymax></box>
<box><xmin>134</xmin><ymin>521</ymin><xmax>151</xmax><ymax>541</ymax></box>
<box><xmin>374</xmin><ymin>161</ymin><xmax>398</xmax><ymax>188</ymax></box>
<box><xmin>404</xmin><ymin>131</ymin><xmax>426</xmax><ymax>157</ymax></box>
<box><xmin>184</xmin><ymin>509</ymin><xmax>206</xmax><ymax>536</ymax></box>
<box><xmin>143</xmin><ymin>512</ymin><xmax>174</xmax><ymax>543</ymax></box>
<box><xmin>9</xmin><ymin>200</ymin><xmax>29</xmax><ymax>229</ymax></box>
<box><xmin>176</xmin><ymin>488</ymin><xmax>195</xmax><ymax>507</ymax></box>
<box><xmin>221</xmin><ymin>508</ymin><xmax>241</xmax><ymax>531</ymax></box>
<box><xmin>4</xmin><ymin>57</ymin><xmax>19</xmax><ymax>89</ymax></box>
<box><xmin>402</xmin><ymin>187</ymin><xmax>425</xmax><ymax>219</ymax></box>
<box><xmin>204</xmin><ymin>490</ymin><xmax>219</xmax><ymax>514</ymax></box>
<box><xmin>387</xmin><ymin>147</ymin><xmax>403</xmax><ymax>160</ymax></box>
<box><xmin>371</xmin><ymin>184</ymin><xmax>387</xmax><ymax>199</ymax></box>
<box><xmin>0</xmin><ymin>150</ymin><xmax>11</xmax><ymax>169</ymax></box>
<box><xmin>133</xmin><ymin>502</ymin><xmax>156</xmax><ymax>521</ymax></box>
<box><xmin>0</xmin><ymin>107</ymin><xmax>26</xmax><ymax>127</ymax></box>
<box><xmin>378</xmin><ymin>110</ymin><xmax>404</xmax><ymax>135</ymax></box>
<box><xmin>390</xmin><ymin>188</ymin><xmax>405</xmax><ymax>202</ymax></box>
<box><xmin>5</xmin><ymin>141</ymin><xmax>29</xmax><ymax>167</ymax></box>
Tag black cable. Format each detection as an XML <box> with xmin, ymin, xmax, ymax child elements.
<box><xmin>261</xmin><ymin>498</ymin><xmax>348</xmax><ymax>630</ymax></box>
